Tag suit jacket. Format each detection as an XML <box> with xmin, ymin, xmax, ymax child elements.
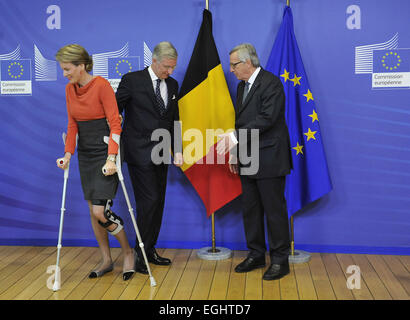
<box><xmin>235</xmin><ymin>68</ymin><xmax>292</xmax><ymax>179</ymax></box>
<box><xmin>116</xmin><ymin>67</ymin><xmax>181</xmax><ymax>166</ymax></box>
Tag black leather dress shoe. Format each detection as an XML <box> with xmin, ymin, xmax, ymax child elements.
<box><xmin>148</xmin><ymin>248</ymin><xmax>171</xmax><ymax>266</ymax></box>
<box><xmin>235</xmin><ymin>256</ymin><xmax>265</xmax><ymax>273</ymax></box>
<box><xmin>263</xmin><ymin>263</ymin><xmax>290</xmax><ymax>280</ymax></box>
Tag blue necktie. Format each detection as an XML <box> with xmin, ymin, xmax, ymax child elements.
<box><xmin>155</xmin><ymin>79</ymin><xmax>166</xmax><ymax>115</ymax></box>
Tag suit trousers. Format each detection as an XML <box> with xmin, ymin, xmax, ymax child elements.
<box><xmin>240</xmin><ymin>175</ymin><xmax>290</xmax><ymax>264</ymax></box>
<box><xmin>127</xmin><ymin>162</ymin><xmax>168</xmax><ymax>255</ymax></box>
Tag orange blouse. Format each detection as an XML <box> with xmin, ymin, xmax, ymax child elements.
<box><xmin>64</xmin><ymin>76</ymin><xmax>122</xmax><ymax>155</ymax></box>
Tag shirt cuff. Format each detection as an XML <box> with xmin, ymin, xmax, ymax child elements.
<box><xmin>229</xmin><ymin>132</ymin><xmax>238</xmax><ymax>145</ymax></box>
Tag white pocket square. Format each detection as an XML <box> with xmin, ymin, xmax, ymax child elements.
<box><xmin>172</xmin><ymin>95</ymin><xmax>176</xmax><ymax>100</ymax></box>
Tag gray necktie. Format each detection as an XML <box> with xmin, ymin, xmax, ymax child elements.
<box><xmin>242</xmin><ymin>82</ymin><xmax>250</xmax><ymax>103</ymax></box>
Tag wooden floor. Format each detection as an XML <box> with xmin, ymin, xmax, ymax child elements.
<box><xmin>0</xmin><ymin>246</ymin><xmax>409</xmax><ymax>300</ymax></box>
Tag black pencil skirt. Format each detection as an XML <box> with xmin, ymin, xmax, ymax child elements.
<box><xmin>77</xmin><ymin>118</ymin><xmax>118</xmax><ymax>201</ymax></box>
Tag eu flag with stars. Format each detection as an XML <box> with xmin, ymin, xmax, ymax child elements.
<box><xmin>265</xmin><ymin>6</ymin><xmax>332</xmax><ymax>217</ymax></box>
<box><xmin>1</xmin><ymin>59</ymin><xmax>31</xmax><ymax>81</ymax></box>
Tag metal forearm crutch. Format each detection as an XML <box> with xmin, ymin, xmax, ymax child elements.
<box><xmin>103</xmin><ymin>135</ymin><xmax>156</xmax><ymax>287</ymax></box>
<box><xmin>53</xmin><ymin>133</ymin><xmax>70</xmax><ymax>291</ymax></box>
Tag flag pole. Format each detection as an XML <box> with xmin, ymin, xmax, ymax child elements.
<box><xmin>211</xmin><ymin>213</ymin><xmax>217</xmax><ymax>253</ymax></box>
<box><xmin>288</xmin><ymin>214</ymin><xmax>311</xmax><ymax>264</ymax></box>
<box><xmin>287</xmin><ymin>0</ymin><xmax>290</xmax><ymax>6</ymax></box>
<box><xmin>196</xmin><ymin>0</ymin><xmax>231</xmax><ymax>261</ymax></box>
<box><xmin>290</xmin><ymin>216</ymin><xmax>295</xmax><ymax>255</ymax></box>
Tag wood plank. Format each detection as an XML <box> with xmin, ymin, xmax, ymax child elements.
<box><xmin>0</xmin><ymin>247</ymin><xmax>47</xmax><ymax>286</ymax></box>
<box><xmin>82</xmin><ymin>249</ymin><xmax>123</xmax><ymax>300</ymax></box>
<box><xmin>0</xmin><ymin>246</ymin><xmax>407</xmax><ymax>301</ymax></box>
<box><xmin>398</xmin><ymin>255</ymin><xmax>410</xmax><ymax>272</ymax></box>
<box><xmin>293</xmin><ymin>262</ymin><xmax>317</xmax><ymax>300</ymax></box>
<box><xmin>367</xmin><ymin>254</ymin><xmax>408</xmax><ymax>300</ymax></box>
<box><xmin>64</xmin><ymin>248</ymin><xmax>122</xmax><ymax>300</ymax></box>
<box><xmin>208</xmin><ymin>256</ymin><xmax>233</xmax><ymax>300</ymax></box>
<box><xmin>226</xmin><ymin>251</ymin><xmax>247</xmax><ymax>300</ymax></box>
<box><xmin>262</xmin><ymin>274</ymin><xmax>281</xmax><ymax>300</ymax></box>
<box><xmin>336</xmin><ymin>254</ymin><xmax>373</xmax><ymax>300</ymax></box>
<box><xmin>172</xmin><ymin>250</ymin><xmax>201</xmax><ymax>300</ymax></box>
<box><xmin>135</xmin><ymin>248</ymin><xmax>180</xmax><ymax>300</ymax></box>
<box><xmin>116</xmin><ymin>248</ymin><xmax>167</xmax><ymax>300</ymax></box>
<box><xmin>154</xmin><ymin>249</ymin><xmax>191</xmax><ymax>300</ymax></box>
<box><xmin>381</xmin><ymin>255</ymin><xmax>410</xmax><ymax>298</ymax></box>
<box><xmin>0</xmin><ymin>246</ymin><xmax>33</xmax><ymax>275</ymax></box>
<box><xmin>47</xmin><ymin>247</ymin><xmax>100</xmax><ymax>300</ymax></box>
<box><xmin>308</xmin><ymin>253</ymin><xmax>336</xmax><ymax>300</ymax></box>
<box><xmin>244</xmin><ymin>267</ymin><xmax>263</xmax><ymax>300</ymax></box>
<box><xmin>31</xmin><ymin>247</ymin><xmax>91</xmax><ymax>300</ymax></box>
<box><xmin>14</xmin><ymin>247</ymin><xmax>84</xmax><ymax>300</ymax></box>
<box><xmin>321</xmin><ymin>253</ymin><xmax>354</xmax><ymax>300</ymax></box>
<box><xmin>279</xmin><ymin>263</ymin><xmax>299</xmax><ymax>300</ymax></box>
<box><xmin>0</xmin><ymin>247</ymin><xmax>58</xmax><ymax>299</ymax></box>
<box><xmin>0</xmin><ymin>247</ymin><xmax>55</xmax><ymax>299</ymax></box>
<box><xmin>351</xmin><ymin>254</ymin><xmax>392</xmax><ymax>300</ymax></box>
<box><xmin>190</xmin><ymin>259</ymin><xmax>216</xmax><ymax>300</ymax></box>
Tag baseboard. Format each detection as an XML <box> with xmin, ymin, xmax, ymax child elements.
<box><xmin>0</xmin><ymin>239</ymin><xmax>408</xmax><ymax>255</ymax></box>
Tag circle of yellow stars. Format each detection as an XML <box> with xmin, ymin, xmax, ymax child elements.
<box><xmin>8</xmin><ymin>62</ymin><xmax>24</xmax><ymax>79</ymax></box>
<box><xmin>381</xmin><ymin>51</ymin><xmax>401</xmax><ymax>71</ymax></box>
<box><xmin>115</xmin><ymin>59</ymin><xmax>133</xmax><ymax>77</ymax></box>
<box><xmin>280</xmin><ymin>68</ymin><xmax>319</xmax><ymax>157</ymax></box>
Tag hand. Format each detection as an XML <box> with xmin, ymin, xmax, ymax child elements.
<box><xmin>173</xmin><ymin>152</ymin><xmax>184</xmax><ymax>167</ymax></box>
<box><xmin>56</xmin><ymin>153</ymin><xmax>71</xmax><ymax>170</ymax></box>
<box><xmin>102</xmin><ymin>159</ymin><xmax>117</xmax><ymax>176</ymax></box>
<box><xmin>216</xmin><ymin>133</ymin><xmax>236</xmax><ymax>156</ymax></box>
<box><xmin>228</xmin><ymin>153</ymin><xmax>239</xmax><ymax>175</ymax></box>
<box><xmin>229</xmin><ymin>163</ymin><xmax>239</xmax><ymax>175</ymax></box>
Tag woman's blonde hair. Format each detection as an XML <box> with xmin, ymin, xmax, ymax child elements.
<box><xmin>56</xmin><ymin>44</ymin><xmax>93</xmax><ymax>72</ymax></box>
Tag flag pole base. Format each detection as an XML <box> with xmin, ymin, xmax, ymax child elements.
<box><xmin>197</xmin><ymin>247</ymin><xmax>232</xmax><ymax>260</ymax></box>
<box><xmin>288</xmin><ymin>250</ymin><xmax>311</xmax><ymax>264</ymax></box>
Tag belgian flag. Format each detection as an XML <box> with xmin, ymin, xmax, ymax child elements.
<box><xmin>178</xmin><ymin>9</ymin><xmax>242</xmax><ymax>217</ymax></box>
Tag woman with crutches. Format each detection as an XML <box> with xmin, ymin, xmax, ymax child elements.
<box><xmin>55</xmin><ymin>44</ymin><xmax>135</xmax><ymax>281</ymax></box>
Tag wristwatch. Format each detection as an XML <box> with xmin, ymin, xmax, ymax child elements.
<box><xmin>107</xmin><ymin>155</ymin><xmax>116</xmax><ymax>162</ymax></box>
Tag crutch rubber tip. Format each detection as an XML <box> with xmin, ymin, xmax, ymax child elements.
<box><xmin>52</xmin><ymin>281</ymin><xmax>60</xmax><ymax>292</ymax></box>
<box><xmin>150</xmin><ymin>277</ymin><xmax>157</xmax><ymax>287</ymax></box>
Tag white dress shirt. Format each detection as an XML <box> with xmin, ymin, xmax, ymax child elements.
<box><xmin>230</xmin><ymin>66</ymin><xmax>262</xmax><ymax>144</ymax></box>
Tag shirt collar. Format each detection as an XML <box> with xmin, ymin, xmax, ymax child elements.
<box><xmin>247</xmin><ymin>66</ymin><xmax>261</xmax><ymax>85</ymax></box>
<box><xmin>148</xmin><ymin>65</ymin><xmax>160</xmax><ymax>82</ymax></box>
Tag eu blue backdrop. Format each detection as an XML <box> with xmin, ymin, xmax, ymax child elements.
<box><xmin>0</xmin><ymin>0</ymin><xmax>409</xmax><ymax>254</ymax></box>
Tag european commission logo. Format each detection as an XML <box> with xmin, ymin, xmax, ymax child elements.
<box><xmin>0</xmin><ymin>59</ymin><xmax>32</xmax><ymax>95</ymax></box>
<box><xmin>108</xmin><ymin>57</ymin><xmax>139</xmax><ymax>79</ymax></box>
<box><xmin>355</xmin><ymin>33</ymin><xmax>410</xmax><ymax>89</ymax></box>
<box><xmin>107</xmin><ymin>57</ymin><xmax>139</xmax><ymax>91</ymax></box>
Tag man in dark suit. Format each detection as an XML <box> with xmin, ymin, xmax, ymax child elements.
<box><xmin>116</xmin><ymin>42</ymin><xmax>183</xmax><ymax>273</ymax></box>
<box><xmin>217</xmin><ymin>43</ymin><xmax>292</xmax><ymax>281</ymax></box>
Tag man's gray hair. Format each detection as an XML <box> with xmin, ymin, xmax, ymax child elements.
<box><xmin>230</xmin><ymin>43</ymin><xmax>260</xmax><ymax>68</ymax></box>
<box><xmin>152</xmin><ymin>41</ymin><xmax>178</xmax><ymax>61</ymax></box>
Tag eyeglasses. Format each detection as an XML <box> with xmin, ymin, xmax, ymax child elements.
<box><xmin>230</xmin><ymin>61</ymin><xmax>243</xmax><ymax>69</ymax></box>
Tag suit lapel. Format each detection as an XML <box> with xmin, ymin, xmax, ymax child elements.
<box><xmin>165</xmin><ymin>78</ymin><xmax>175</xmax><ymax>110</ymax></box>
<box><xmin>238</xmin><ymin>69</ymin><xmax>263</xmax><ymax>115</ymax></box>
<box><xmin>142</xmin><ymin>68</ymin><xmax>157</xmax><ymax>103</ymax></box>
